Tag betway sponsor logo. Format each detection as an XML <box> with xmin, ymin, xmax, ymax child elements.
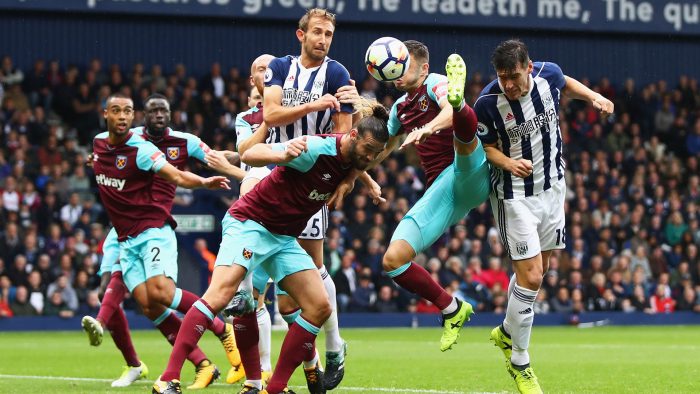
<box><xmin>308</xmin><ymin>189</ymin><xmax>331</xmax><ymax>201</ymax></box>
<box><xmin>95</xmin><ymin>174</ymin><xmax>126</xmax><ymax>191</ymax></box>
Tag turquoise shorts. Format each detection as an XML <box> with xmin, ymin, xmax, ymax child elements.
<box><xmin>120</xmin><ymin>225</ymin><xmax>178</xmax><ymax>292</ymax></box>
<box><xmin>98</xmin><ymin>227</ymin><xmax>122</xmax><ymax>276</ymax></box>
<box><xmin>391</xmin><ymin>140</ymin><xmax>490</xmax><ymax>254</ymax></box>
<box><xmin>251</xmin><ymin>266</ymin><xmax>287</xmax><ymax>296</ymax></box>
<box><xmin>215</xmin><ymin>214</ymin><xmax>314</xmax><ymax>292</ymax></box>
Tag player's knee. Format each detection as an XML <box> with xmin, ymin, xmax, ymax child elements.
<box><xmin>382</xmin><ymin>248</ymin><xmax>402</xmax><ymax>272</ymax></box>
<box><xmin>522</xmin><ymin>270</ymin><xmax>543</xmax><ymax>290</ymax></box>
<box><xmin>307</xmin><ymin>299</ymin><xmax>332</xmax><ymax>324</ymax></box>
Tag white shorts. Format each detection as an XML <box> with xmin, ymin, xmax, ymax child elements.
<box><xmin>242</xmin><ymin>166</ymin><xmax>272</xmax><ymax>183</ymax></box>
<box><xmin>490</xmin><ymin>179</ymin><xmax>566</xmax><ymax>260</ymax></box>
<box><xmin>298</xmin><ymin>205</ymin><xmax>328</xmax><ymax>240</ymax></box>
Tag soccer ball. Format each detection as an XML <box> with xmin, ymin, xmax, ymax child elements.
<box><xmin>365</xmin><ymin>37</ymin><xmax>410</xmax><ymax>82</ymax></box>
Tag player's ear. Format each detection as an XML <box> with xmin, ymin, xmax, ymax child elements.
<box><xmin>350</xmin><ymin>129</ymin><xmax>358</xmax><ymax>139</ymax></box>
<box><xmin>296</xmin><ymin>28</ymin><xmax>304</xmax><ymax>43</ymax></box>
<box><xmin>527</xmin><ymin>60</ymin><xmax>534</xmax><ymax>73</ymax></box>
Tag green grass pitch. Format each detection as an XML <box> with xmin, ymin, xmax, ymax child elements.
<box><xmin>0</xmin><ymin>326</ymin><xmax>698</xmax><ymax>393</ymax></box>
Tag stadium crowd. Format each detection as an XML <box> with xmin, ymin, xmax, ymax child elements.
<box><xmin>0</xmin><ymin>56</ymin><xmax>699</xmax><ymax>320</ymax></box>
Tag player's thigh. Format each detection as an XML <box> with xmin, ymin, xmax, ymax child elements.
<box><xmin>98</xmin><ymin>227</ymin><xmax>120</xmax><ymax>276</ymax></box>
<box><xmin>392</xmin><ymin>169</ymin><xmax>457</xmax><ymax>255</ymax></box>
<box><xmin>119</xmin><ymin>238</ymin><xmax>148</xmax><ymax>293</ymax></box>
<box><xmin>538</xmin><ymin>180</ymin><xmax>567</xmax><ymax>253</ymax></box>
<box><xmin>277</xmin><ymin>293</ymin><xmax>299</xmax><ymax>313</ymax></box>
<box><xmin>490</xmin><ymin>194</ymin><xmax>542</xmax><ymax>260</ymax></box>
<box><xmin>203</xmin><ymin>264</ymin><xmax>248</xmax><ymax>312</ymax></box>
<box><xmin>141</xmin><ymin>225</ymin><xmax>179</xmax><ymax>285</ymax></box>
<box><xmin>298</xmin><ymin>238</ymin><xmax>324</xmax><ymax>268</ymax></box>
<box><xmin>298</xmin><ymin>205</ymin><xmax>328</xmax><ymax>241</ymax></box>
<box><xmin>453</xmin><ymin>151</ymin><xmax>491</xmax><ymax>217</ymax></box>
<box><xmin>263</xmin><ymin>239</ymin><xmax>316</xmax><ymax>297</ymax></box>
<box><xmin>278</xmin><ymin>268</ymin><xmax>329</xmax><ymax>323</ymax></box>
<box><xmin>240</xmin><ymin>166</ymin><xmax>269</xmax><ymax>196</ymax></box>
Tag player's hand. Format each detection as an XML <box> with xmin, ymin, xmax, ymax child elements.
<box><xmin>400</xmin><ymin>125</ymin><xmax>434</xmax><ymax>149</ymax></box>
<box><xmin>86</xmin><ymin>152</ymin><xmax>96</xmax><ymax>168</ymax></box>
<box><xmin>336</xmin><ymin>79</ymin><xmax>361</xmax><ymax>111</ymax></box>
<box><xmin>328</xmin><ymin>179</ymin><xmax>354</xmax><ymax>211</ymax></box>
<box><xmin>592</xmin><ymin>94</ymin><xmax>614</xmax><ymax>117</ymax></box>
<box><xmin>366</xmin><ymin>177</ymin><xmax>386</xmax><ymax>205</ymax></box>
<box><xmin>205</xmin><ymin>150</ymin><xmax>234</xmax><ymax>172</ymax></box>
<box><xmin>508</xmin><ymin>158</ymin><xmax>533</xmax><ymax>178</ymax></box>
<box><xmin>284</xmin><ymin>136</ymin><xmax>308</xmax><ymax>160</ymax></box>
<box><xmin>311</xmin><ymin>94</ymin><xmax>341</xmax><ymax>112</ymax></box>
<box><xmin>202</xmin><ymin>176</ymin><xmax>231</xmax><ymax>190</ymax></box>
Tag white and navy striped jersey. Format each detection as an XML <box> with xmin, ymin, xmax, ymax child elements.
<box><xmin>474</xmin><ymin>61</ymin><xmax>566</xmax><ymax>200</ymax></box>
<box><xmin>264</xmin><ymin>55</ymin><xmax>353</xmax><ymax>142</ymax></box>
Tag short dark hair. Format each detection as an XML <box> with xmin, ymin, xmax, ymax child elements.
<box><xmin>298</xmin><ymin>8</ymin><xmax>336</xmax><ymax>32</ymax></box>
<box><xmin>492</xmin><ymin>39</ymin><xmax>529</xmax><ymax>71</ymax></box>
<box><xmin>403</xmin><ymin>40</ymin><xmax>429</xmax><ymax>65</ymax></box>
<box><xmin>144</xmin><ymin>93</ymin><xmax>169</xmax><ymax>107</ymax></box>
<box><xmin>105</xmin><ymin>93</ymin><xmax>132</xmax><ymax>107</ymax></box>
<box><xmin>356</xmin><ymin>103</ymin><xmax>389</xmax><ymax>143</ymax></box>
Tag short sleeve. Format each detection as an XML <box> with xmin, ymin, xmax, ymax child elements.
<box><xmin>184</xmin><ymin>134</ymin><xmax>210</xmax><ymax>163</ymax></box>
<box><xmin>473</xmin><ymin>97</ymin><xmax>499</xmax><ymax>145</ymax></box>
<box><xmin>326</xmin><ymin>61</ymin><xmax>353</xmax><ymax>114</ymax></box>
<box><xmin>235</xmin><ymin>114</ymin><xmax>254</xmax><ymax>150</ymax></box>
<box><xmin>281</xmin><ymin>136</ymin><xmax>336</xmax><ymax>172</ymax></box>
<box><xmin>264</xmin><ymin>57</ymin><xmax>287</xmax><ymax>88</ymax></box>
<box><xmin>387</xmin><ymin>100</ymin><xmax>401</xmax><ymax>137</ymax></box>
<box><xmin>545</xmin><ymin>62</ymin><xmax>566</xmax><ymax>90</ymax></box>
<box><xmin>426</xmin><ymin>74</ymin><xmax>448</xmax><ymax>104</ymax></box>
<box><xmin>134</xmin><ymin>138</ymin><xmax>166</xmax><ymax>172</ymax></box>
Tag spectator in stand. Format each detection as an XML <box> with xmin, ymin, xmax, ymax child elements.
<box><xmin>350</xmin><ymin>269</ymin><xmax>376</xmax><ymax>312</ymax></box>
<box><xmin>650</xmin><ymin>283</ymin><xmax>676</xmax><ymax>313</ymax></box>
<box><xmin>46</xmin><ymin>275</ymin><xmax>78</xmax><ymax>312</ymax></box>
<box><xmin>43</xmin><ymin>290</ymin><xmax>73</xmax><ymax>318</ymax></box>
<box><xmin>10</xmin><ymin>285</ymin><xmax>38</xmax><ymax>316</ymax></box>
<box><xmin>374</xmin><ymin>285</ymin><xmax>399</xmax><ymax>313</ymax></box>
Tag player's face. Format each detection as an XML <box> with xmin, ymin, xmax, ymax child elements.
<box><xmin>104</xmin><ymin>98</ymin><xmax>134</xmax><ymax>136</ymax></box>
<box><xmin>144</xmin><ymin>98</ymin><xmax>171</xmax><ymax>133</ymax></box>
<box><xmin>349</xmin><ymin>130</ymin><xmax>386</xmax><ymax>170</ymax></box>
<box><xmin>250</xmin><ymin>55</ymin><xmax>272</xmax><ymax>94</ymax></box>
<box><xmin>248</xmin><ymin>86</ymin><xmax>263</xmax><ymax>108</ymax></box>
<box><xmin>299</xmin><ymin>17</ymin><xmax>334</xmax><ymax>61</ymax></box>
<box><xmin>394</xmin><ymin>54</ymin><xmax>427</xmax><ymax>92</ymax></box>
<box><xmin>497</xmin><ymin>60</ymin><xmax>533</xmax><ymax>100</ymax></box>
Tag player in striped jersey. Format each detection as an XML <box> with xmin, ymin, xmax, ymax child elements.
<box><xmin>474</xmin><ymin>40</ymin><xmax>613</xmax><ymax>394</ymax></box>
<box><xmin>261</xmin><ymin>9</ymin><xmax>361</xmax><ymax>391</ymax></box>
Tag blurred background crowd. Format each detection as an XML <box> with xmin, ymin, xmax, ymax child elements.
<box><xmin>1</xmin><ymin>56</ymin><xmax>699</xmax><ymax>319</ymax></box>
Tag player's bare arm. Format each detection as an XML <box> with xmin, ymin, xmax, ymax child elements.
<box><xmin>241</xmin><ymin>136</ymin><xmax>308</xmax><ymax>167</ymax></box>
<box><xmin>563</xmin><ymin>75</ymin><xmax>614</xmax><ymax>116</ymax></box>
<box><xmin>263</xmin><ymin>85</ymin><xmax>339</xmax><ymax>127</ymax></box>
<box><xmin>204</xmin><ymin>150</ymin><xmax>246</xmax><ymax>181</ymax></box>
<box><xmin>400</xmin><ymin>98</ymin><xmax>453</xmax><ymax>149</ymax></box>
<box><xmin>156</xmin><ymin>162</ymin><xmax>231</xmax><ymax>190</ymax></box>
<box><xmin>483</xmin><ymin>142</ymin><xmax>533</xmax><ymax>178</ymax></box>
<box><xmin>237</xmin><ymin>120</ymin><xmax>270</xmax><ymax>156</ymax></box>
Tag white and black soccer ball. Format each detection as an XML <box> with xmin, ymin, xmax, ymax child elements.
<box><xmin>365</xmin><ymin>37</ymin><xmax>410</xmax><ymax>82</ymax></box>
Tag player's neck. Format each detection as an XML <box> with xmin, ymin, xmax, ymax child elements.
<box><xmin>339</xmin><ymin>134</ymin><xmax>352</xmax><ymax>164</ymax></box>
<box><xmin>108</xmin><ymin>131</ymin><xmax>129</xmax><ymax>146</ymax></box>
<box><xmin>299</xmin><ymin>53</ymin><xmax>324</xmax><ymax>69</ymax></box>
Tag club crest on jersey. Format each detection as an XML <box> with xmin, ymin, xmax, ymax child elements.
<box><xmin>115</xmin><ymin>155</ymin><xmax>127</xmax><ymax>170</ymax></box>
<box><xmin>167</xmin><ymin>147</ymin><xmax>180</xmax><ymax>160</ymax></box>
<box><xmin>313</xmin><ymin>79</ymin><xmax>325</xmax><ymax>90</ymax></box>
<box><xmin>418</xmin><ymin>95</ymin><xmax>429</xmax><ymax>112</ymax></box>
<box><xmin>477</xmin><ymin>122</ymin><xmax>489</xmax><ymax>137</ymax></box>
<box><xmin>516</xmin><ymin>241</ymin><xmax>529</xmax><ymax>255</ymax></box>
<box><xmin>264</xmin><ymin>68</ymin><xmax>273</xmax><ymax>83</ymax></box>
<box><xmin>242</xmin><ymin>248</ymin><xmax>253</xmax><ymax>260</ymax></box>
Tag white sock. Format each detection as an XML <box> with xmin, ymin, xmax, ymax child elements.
<box><xmin>320</xmin><ymin>266</ymin><xmax>343</xmax><ymax>353</ymax></box>
<box><xmin>441</xmin><ymin>297</ymin><xmax>458</xmax><ymax>315</ymax></box>
<box><xmin>507</xmin><ymin>273</ymin><xmax>517</xmax><ymax>299</ymax></box>
<box><xmin>303</xmin><ymin>348</ymin><xmax>320</xmax><ymax>369</ymax></box>
<box><xmin>245</xmin><ymin>379</ymin><xmax>262</xmax><ymax>389</ymax></box>
<box><xmin>503</xmin><ymin>284</ymin><xmax>538</xmax><ymax>366</ymax></box>
<box><xmin>256</xmin><ymin>307</ymin><xmax>272</xmax><ymax>371</ymax></box>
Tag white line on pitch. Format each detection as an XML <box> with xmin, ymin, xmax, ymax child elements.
<box><xmin>0</xmin><ymin>374</ymin><xmax>502</xmax><ymax>394</ymax></box>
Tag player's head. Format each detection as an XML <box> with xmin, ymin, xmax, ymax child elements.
<box><xmin>248</xmin><ymin>85</ymin><xmax>263</xmax><ymax>109</ymax></box>
<box><xmin>297</xmin><ymin>8</ymin><xmax>336</xmax><ymax>62</ymax></box>
<box><xmin>104</xmin><ymin>94</ymin><xmax>134</xmax><ymax>137</ymax></box>
<box><xmin>394</xmin><ymin>40</ymin><xmax>430</xmax><ymax>92</ymax></box>
<box><xmin>491</xmin><ymin>39</ymin><xmax>533</xmax><ymax>101</ymax></box>
<box><xmin>346</xmin><ymin>101</ymin><xmax>389</xmax><ymax>170</ymax></box>
<box><xmin>143</xmin><ymin>93</ymin><xmax>171</xmax><ymax>136</ymax></box>
<box><xmin>250</xmin><ymin>53</ymin><xmax>274</xmax><ymax>94</ymax></box>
